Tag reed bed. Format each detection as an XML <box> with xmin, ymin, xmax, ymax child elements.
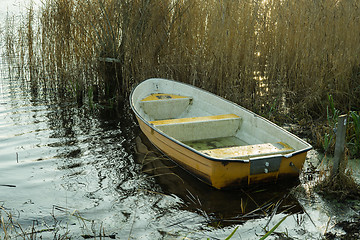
<box><xmin>3</xmin><ymin>0</ymin><xmax>360</xmax><ymax>148</ymax></box>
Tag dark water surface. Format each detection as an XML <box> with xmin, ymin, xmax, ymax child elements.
<box><xmin>1</xmin><ymin>1</ymin><xmax>360</xmax><ymax>239</ymax></box>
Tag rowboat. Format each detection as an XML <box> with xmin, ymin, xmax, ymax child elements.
<box><xmin>130</xmin><ymin>78</ymin><xmax>312</xmax><ymax>189</ymax></box>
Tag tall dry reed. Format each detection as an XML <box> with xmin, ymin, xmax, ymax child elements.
<box><xmin>3</xmin><ymin>0</ymin><xmax>360</xmax><ymax>117</ymax></box>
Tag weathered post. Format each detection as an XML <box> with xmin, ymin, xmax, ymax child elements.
<box><xmin>331</xmin><ymin>114</ymin><xmax>347</xmax><ymax>176</ymax></box>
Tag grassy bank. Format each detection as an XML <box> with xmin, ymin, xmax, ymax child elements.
<box><xmin>3</xmin><ymin>0</ymin><xmax>360</xmax><ymax>153</ymax></box>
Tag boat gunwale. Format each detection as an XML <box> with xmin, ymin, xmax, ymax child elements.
<box><xmin>129</xmin><ymin>78</ymin><xmax>312</xmax><ymax>163</ymax></box>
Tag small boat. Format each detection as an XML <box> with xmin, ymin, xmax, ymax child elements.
<box><xmin>130</xmin><ymin>78</ymin><xmax>312</xmax><ymax>189</ymax></box>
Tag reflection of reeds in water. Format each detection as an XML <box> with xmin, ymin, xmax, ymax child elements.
<box><xmin>3</xmin><ymin>0</ymin><xmax>360</xmax><ymax>117</ymax></box>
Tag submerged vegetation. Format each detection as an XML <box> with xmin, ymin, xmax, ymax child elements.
<box><xmin>0</xmin><ymin>204</ymin><xmax>114</xmax><ymax>239</ymax></box>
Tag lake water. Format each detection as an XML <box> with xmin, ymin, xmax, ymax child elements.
<box><xmin>1</xmin><ymin>1</ymin><xmax>360</xmax><ymax>239</ymax></box>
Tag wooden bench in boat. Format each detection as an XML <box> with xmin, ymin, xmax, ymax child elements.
<box><xmin>149</xmin><ymin>114</ymin><xmax>240</xmax><ymax>125</ymax></box>
<box><xmin>149</xmin><ymin>114</ymin><xmax>242</xmax><ymax>142</ymax></box>
<box><xmin>200</xmin><ymin>142</ymin><xmax>294</xmax><ymax>160</ymax></box>
<box><xmin>140</xmin><ymin>93</ymin><xmax>192</xmax><ymax>120</ymax></box>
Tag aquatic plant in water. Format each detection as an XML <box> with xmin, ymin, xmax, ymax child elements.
<box><xmin>319</xmin><ymin>94</ymin><xmax>360</xmax><ymax>157</ymax></box>
<box><xmin>322</xmin><ymin>94</ymin><xmax>339</xmax><ymax>154</ymax></box>
<box><xmin>349</xmin><ymin>111</ymin><xmax>360</xmax><ymax>157</ymax></box>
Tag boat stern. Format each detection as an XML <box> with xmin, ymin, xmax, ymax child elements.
<box><xmin>209</xmin><ymin>151</ymin><xmax>308</xmax><ymax>189</ymax></box>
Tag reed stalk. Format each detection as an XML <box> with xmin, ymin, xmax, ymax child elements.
<box><xmin>3</xmin><ymin>0</ymin><xmax>360</xmax><ymax>126</ymax></box>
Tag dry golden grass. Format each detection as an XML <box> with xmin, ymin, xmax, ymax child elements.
<box><xmin>4</xmin><ymin>0</ymin><xmax>360</xmax><ymax>117</ymax></box>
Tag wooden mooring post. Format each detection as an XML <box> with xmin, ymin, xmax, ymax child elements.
<box><xmin>331</xmin><ymin>114</ymin><xmax>347</xmax><ymax>176</ymax></box>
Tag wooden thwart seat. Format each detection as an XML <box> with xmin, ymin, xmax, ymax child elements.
<box><xmin>141</xmin><ymin>93</ymin><xmax>190</xmax><ymax>102</ymax></box>
<box><xmin>149</xmin><ymin>114</ymin><xmax>240</xmax><ymax>125</ymax></box>
<box><xmin>140</xmin><ymin>93</ymin><xmax>192</xmax><ymax>120</ymax></box>
<box><xmin>200</xmin><ymin>142</ymin><xmax>294</xmax><ymax>160</ymax></box>
<box><xmin>149</xmin><ymin>114</ymin><xmax>242</xmax><ymax>142</ymax></box>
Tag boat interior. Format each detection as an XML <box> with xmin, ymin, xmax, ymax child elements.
<box><xmin>139</xmin><ymin>93</ymin><xmax>295</xmax><ymax>160</ymax></box>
